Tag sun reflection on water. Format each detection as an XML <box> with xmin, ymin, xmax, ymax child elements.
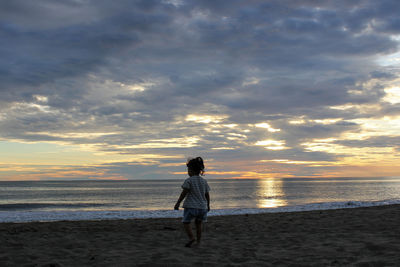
<box><xmin>257</xmin><ymin>178</ymin><xmax>287</xmax><ymax>208</ymax></box>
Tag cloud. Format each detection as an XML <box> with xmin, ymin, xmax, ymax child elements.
<box><xmin>1</xmin><ymin>0</ymin><xmax>400</xmax><ymax>179</ymax></box>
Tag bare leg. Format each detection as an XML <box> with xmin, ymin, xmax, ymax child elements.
<box><xmin>183</xmin><ymin>223</ymin><xmax>195</xmax><ymax>247</ymax></box>
<box><xmin>195</xmin><ymin>220</ymin><xmax>202</xmax><ymax>244</ymax></box>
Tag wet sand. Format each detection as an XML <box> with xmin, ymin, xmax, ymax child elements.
<box><xmin>1</xmin><ymin>205</ymin><xmax>400</xmax><ymax>266</ymax></box>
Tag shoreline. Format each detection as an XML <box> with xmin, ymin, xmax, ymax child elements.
<box><xmin>3</xmin><ymin>199</ymin><xmax>400</xmax><ymax>223</ymax></box>
<box><xmin>1</xmin><ymin>204</ymin><xmax>400</xmax><ymax>266</ymax></box>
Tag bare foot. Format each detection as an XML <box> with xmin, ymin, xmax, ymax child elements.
<box><xmin>185</xmin><ymin>239</ymin><xmax>196</xmax><ymax>248</ymax></box>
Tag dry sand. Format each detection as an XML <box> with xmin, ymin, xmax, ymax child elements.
<box><xmin>1</xmin><ymin>205</ymin><xmax>400</xmax><ymax>266</ymax></box>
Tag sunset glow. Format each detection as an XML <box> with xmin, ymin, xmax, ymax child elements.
<box><xmin>1</xmin><ymin>1</ymin><xmax>400</xmax><ymax>180</ymax></box>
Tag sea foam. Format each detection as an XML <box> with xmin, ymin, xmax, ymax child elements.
<box><xmin>1</xmin><ymin>199</ymin><xmax>400</xmax><ymax>223</ymax></box>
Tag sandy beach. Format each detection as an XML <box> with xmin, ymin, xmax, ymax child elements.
<box><xmin>1</xmin><ymin>205</ymin><xmax>400</xmax><ymax>266</ymax></box>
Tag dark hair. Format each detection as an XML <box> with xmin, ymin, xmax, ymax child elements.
<box><xmin>186</xmin><ymin>157</ymin><xmax>205</xmax><ymax>175</ymax></box>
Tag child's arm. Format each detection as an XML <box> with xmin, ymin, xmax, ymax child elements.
<box><xmin>205</xmin><ymin>192</ymin><xmax>210</xmax><ymax>211</ymax></box>
<box><xmin>174</xmin><ymin>189</ymin><xmax>189</xmax><ymax>210</ymax></box>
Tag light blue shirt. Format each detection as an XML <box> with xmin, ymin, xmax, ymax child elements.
<box><xmin>181</xmin><ymin>175</ymin><xmax>210</xmax><ymax>209</ymax></box>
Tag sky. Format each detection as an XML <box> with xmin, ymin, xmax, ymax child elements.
<box><xmin>1</xmin><ymin>0</ymin><xmax>400</xmax><ymax>181</ymax></box>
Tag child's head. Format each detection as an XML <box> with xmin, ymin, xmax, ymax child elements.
<box><xmin>186</xmin><ymin>157</ymin><xmax>205</xmax><ymax>176</ymax></box>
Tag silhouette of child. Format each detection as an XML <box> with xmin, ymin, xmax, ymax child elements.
<box><xmin>174</xmin><ymin>157</ymin><xmax>210</xmax><ymax>247</ymax></box>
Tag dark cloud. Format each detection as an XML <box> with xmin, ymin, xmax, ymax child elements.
<box><xmin>336</xmin><ymin>136</ymin><xmax>400</xmax><ymax>148</ymax></box>
<box><xmin>1</xmin><ymin>0</ymin><xmax>400</xmax><ymax>179</ymax></box>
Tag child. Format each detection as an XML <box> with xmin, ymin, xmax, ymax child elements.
<box><xmin>174</xmin><ymin>157</ymin><xmax>210</xmax><ymax>247</ymax></box>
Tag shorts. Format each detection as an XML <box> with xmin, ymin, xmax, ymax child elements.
<box><xmin>182</xmin><ymin>208</ymin><xmax>208</xmax><ymax>223</ymax></box>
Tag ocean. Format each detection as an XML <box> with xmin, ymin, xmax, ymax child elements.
<box><xmin>1</xmin><ymin>177</ymin><xmax>400</xmax><ymax>223</ymax></box>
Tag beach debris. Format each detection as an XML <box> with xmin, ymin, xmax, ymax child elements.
<box><xmin>162</xmin><ymin>226</ymin><xmax>177</xmax><ymax>231</ymax></box>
